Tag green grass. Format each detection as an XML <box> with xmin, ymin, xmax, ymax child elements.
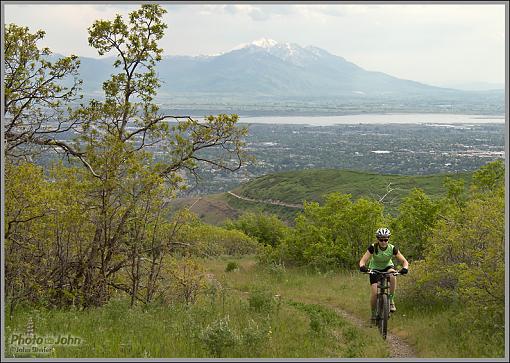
<box><xmin>177</xmin><ymin>169</ymin><xmax>473</xmax><ymax>225</ymax></box>
<box><xmin>4</xmin><ymin>258</ymin><xmax>386</xmax><ymax>358</ymax></box>
<box><xmin>6</xmin><ymin>255</ymin><xmax>503</xmax><ymax>358</ymax></box>
<box><xmin>234</xmin><ymin>169</ymin><xmax>472</xmax><ymax>212</ymax></box>
<box><xmin>203</xmin><ymin>256</ymin><xmax>505</xmax><ymax>358</ymax></box>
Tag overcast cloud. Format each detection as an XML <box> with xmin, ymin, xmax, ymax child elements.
<box><xmin>3</xmin><ymin>2</ymin><xmax>506</xmax><ymax>87</ymax></box>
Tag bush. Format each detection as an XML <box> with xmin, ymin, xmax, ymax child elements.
<box><xmin>164</xmin><ymin>258</ymin><xmax>206</xmax><ymax>305</ymax></box>
<box><xmin>225</xmin><ymin>212</ymin><xmax>289</xmax><ymax>247</ymax></box>
<box><xmin>178</xmin><ymin>224</ymin><xmax>259</xmax><ymax>257</ymax></box>
<box><xmin>240</xmin><ymin>319</ymin><xmax>271</xmax><ymax>355</ymax></box>
<box><xmin>248</xmin><ymin>287</ymin><xmax>274</xmax><ymax>313</ymax></box>
<box><xmin>225</xmin><ymin>262</ymin><xmax>239</xmax><ymax>272</ymax></box>
<box><xmin>397</xmin><ymin>161</ymin><xmax>505</xmax><ymax>356</ymax></box>
<box><xmin>199</xmin><ymin>315</ymin><xmax>238</xmax><ymax>357</ymax></box>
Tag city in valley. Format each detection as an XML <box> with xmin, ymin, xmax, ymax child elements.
<box><xmin>171</xmin><ymin>121</ymin><xmax>505</xmax><ymax>195</ymax></box>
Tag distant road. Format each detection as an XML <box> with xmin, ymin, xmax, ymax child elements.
<box><xmin>227</xmin><ymin>191</ymin><xmax>303</xmax><ymax>209</ymax></box>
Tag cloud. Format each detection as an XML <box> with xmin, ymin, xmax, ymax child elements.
<box><xmin>3</xmin><ymin>3</ymin><xmax>505</xmax><ymax>84</ymax></box>
<box><xmin>4</xmin><ymin>4</ymin><xmax>140</xmax><ymax>57</ymax></box>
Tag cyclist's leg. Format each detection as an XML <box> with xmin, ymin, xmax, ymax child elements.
<box><xmin>370</xmin><ymin>283</ymin><xmax>378</xmax><ymax>322</ymax></box>
<box><xmin>389</xmin><ymin>271</ymin><xmax>396</xmax><ymax>296</ymax></box>
<box><xmin>369</xmin><ymin>273</ymin><xmax>378</xmax><ymax>322</ymax></box>
<box><xmin>388</xmin><ymin>267</ymin><xmax>397</xmax><ymax>311</ymax></box>
<box><xmin>370</xmin><ymin>283</ymin><xmax>377</xmax><ymax>310</ymax></box>
<box><xmin>369</xmin><ymin>272</ymin><xmax>378</xmax><ymax>310</ymax></box>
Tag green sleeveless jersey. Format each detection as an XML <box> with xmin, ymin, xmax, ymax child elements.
<box><xmin>368</xmin><ymin>242</ymin><xmax>396</xmax><ymax>270</ymax></box>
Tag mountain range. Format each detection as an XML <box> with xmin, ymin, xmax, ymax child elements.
<box><xmin>71</xmin><ymin>38</ymin><xmax>503</xmax><ymax>102</ymax></box>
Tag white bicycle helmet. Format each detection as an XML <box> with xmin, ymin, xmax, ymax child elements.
<box><xmin>376</xmin><ymin>228</ymin><xmax>391</xmax><ymax>239</ymax></box>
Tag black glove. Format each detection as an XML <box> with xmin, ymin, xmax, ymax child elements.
<box><xmin>360</xmin><ymin>265</ymin><xmax>368</xmax><ymax>273</ymax></box>
<box><xmin>399</xmin><ymin>267</ymin><xmax>408</xmax><ymax>275</ymax></box>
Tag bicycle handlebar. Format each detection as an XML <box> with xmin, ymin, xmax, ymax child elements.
<box><xmin>361</xmin><ymin>269</ymin><xmax>401</xmax><ymax>276</ymax></box>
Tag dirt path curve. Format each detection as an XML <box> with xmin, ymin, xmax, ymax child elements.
<box><xmin>296</xmin><ymin>296</ymin><xmax>416</xmax><ymax>358</ymax></box>
<box><xmin>332</xmin><ymin>307</ymin><xmax>416</xmax><ymax>358</ymax></box>
<box><xmin>227</xmin><ymin>191</ymin><xmax>303</xmax><ymax>209</ymax></box>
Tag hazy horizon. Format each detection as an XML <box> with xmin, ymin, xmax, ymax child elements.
<box><xmin>3</xmin><ymin>3</ymin><xmax>506</xmax><ymax>89</ymax></box>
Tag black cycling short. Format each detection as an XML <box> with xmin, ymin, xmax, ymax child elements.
<box><xmin>369</xmin><ymin>266</ymin><xmax>395</xmax><ymax>285</ymax></box>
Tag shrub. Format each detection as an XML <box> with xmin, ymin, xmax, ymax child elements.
<box><xmin>165</xmin><ymin>258</ymin><xmax>206</xmax><ymax>305</ymax></box>
<box><xmin>178</xmin><ymin>224</ymin><xmax>259</xmax><ymax>257</ymax></box>
<box><xmin>225</xmin><ymin>262</ymin><xmax>239</xmax><ymax>272</ymax></box>
<box><xmin>199</xmin><ymin>315</ymin><xmax>237</xmax><ymax>357</ymax></box>
<box><xmin>225</xmin><ymin>212</ymin><xmax>289</xmax><ymax>247</ymax></box>
<box><xmin>248</xmin><ymin>287</ymin><xmax>274</xmax><ymax>313</ymax></box>
<box><xmin>240</xmin><ymin>319</ymin><xmax>271</xmax><ymax>355</ymax></box>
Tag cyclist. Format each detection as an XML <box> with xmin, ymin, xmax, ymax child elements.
<box><xmin>358</xmin><ymin>227</ymin><xmax>409</xmax><ymax>321</ymax></box>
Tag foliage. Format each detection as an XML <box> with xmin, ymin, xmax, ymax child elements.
<box><xmin>199</xmin><ymin>315</ymin><xmax>238</xmax><ymax>357</ymax></box>
<box><xmin>4</xmin><ymin>4</ymin><xmax>249</xmax><ymax>309</ymax></box>
<box><xmin>391</xmin><ymin>188</ymin><xmax>440</xmax><ymax>260</ymax></box>
<box><xmin>471</xmin><ymin>159</ymin><xmax>504</xmax><ymax>193</ymax></box>
<box><xmin>177</xmin><ymin>223</ymin><xmax>259</xmax><ymax>257</ymax></box>
<box><xmin>224</xmin><ymin>212</ymin><xmax>290</xmax><ymax>247</ymax></box>
<box><xmin>268</xmin><ymin>192</ymin><xmax>384</xmax><ymax>270</ymax></box>
<box><xmin>225</xmin><ymin>262</ymin><xmax>240</xmax><ymax>272</ymax></box>
<box><xmin>399</xmin><ymin>161</ymin><xmax>505</xmax><ymax>345</ymax></box>
<box><xmin>4</xmin><ymin>23</ymin><xmax>82</xmax><ymax>158</ymax></box>
<box><xmin>4</xmin><ymin>161</ymin><xmax>94</xmax><ymax>311</ymax></box>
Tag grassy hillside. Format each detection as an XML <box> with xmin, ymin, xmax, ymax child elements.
<box><xmin>233</xmin><ymin>169</ymin><xmax>471</xmax><ymax>204</ymax></box>
<box><xmin>170</xmin><ymin>194</ymin><xmax>241</xmax><ymax>225</ymax></box>
<box><xmin>175</xmin><ymin>169</ymin><xmax>472</xmax><ymax>224</ymax></box>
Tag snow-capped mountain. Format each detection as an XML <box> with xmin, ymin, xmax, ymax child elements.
<box><xmin>226</xmin><ymin>38</ymin><xmax>356</xmax><ymax>68</ymax></box>
<box><xmin>76</xmin><ymin>39</ymin><xmax>485</xmax><ymax>99</ymax></box>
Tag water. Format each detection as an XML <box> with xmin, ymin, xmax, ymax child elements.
<box><xmin>237</xmin><ymin>113</ymin><xmax>506</xmax><ymax>126</ymax></box>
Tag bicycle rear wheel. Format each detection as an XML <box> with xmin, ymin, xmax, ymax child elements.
<box><xmin>378</xmin><ymin>294</ymin><xmax>389</xmax><ymax>339</ymax></box>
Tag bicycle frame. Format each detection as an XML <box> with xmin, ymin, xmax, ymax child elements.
<box><xmin>364</xmin><ymin>269</ymin><xmax>401</xmax><ymax>340</ymax></box>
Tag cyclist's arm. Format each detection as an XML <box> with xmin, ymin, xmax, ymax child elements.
<box><xmin>395</xmin><ymin>251</ymin><xmax>409</xmax><ymax>269</ymax></box>
<box><xmin>359</xmin><ymin>250</ymin><xmax>372</xmax><ymax>268</ymax></box>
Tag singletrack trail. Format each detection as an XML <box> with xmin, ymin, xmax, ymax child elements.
<box><xmin>207</xmin><ymin>262</ymin><xmax>417</xmax><ymax>358</ymax></box>
<box><xmin>297</xmin><ymin>296</ymin><xmax>416</xmax><ymax>358</ymax></box>
<box><xmin>227</xmin><ymin>191</ymin><xmax>303</xmax><ymax>209</ymax></box>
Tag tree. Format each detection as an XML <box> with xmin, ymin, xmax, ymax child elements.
<box><xmin>399</xmin><ymin>161</ymin><xmax>505</xmax><ymax>347</ymax></box>
<box><xmin>4</xmin><ymin>23</ymin><xmax>82</xmax><ymax>160</ymax></box>
<box><xmin>391</xmin><ymin>188</ymin><xmax>440</xmax><ymax>261</ymax></box>
<box><xmin>5</xmin><ymin>162</ymin><xmax>95</xmax><ymax>312</ymax></box>
<box><xmin>471</xmin><ymin>159</ymin><xmax>504</xmax><ymax>194</ymax></box>
<box><xmin>275</xmin><ymin>192</ymin><xmax>384</xmax><ymax>270</ymax></box>
<box><xmin>64</xmin><ymin>4</ymin><xmax>248</xmax><ymax>306</ymax></box>
<box><xmin>224</xmin><ymin>212</ymin><xmax>289</xmax><ymax>247</ymax></box>
<box><xmin>4</xmin><ymin>4</ymin><xmax>249</xmax><ymax>308</ymax></box>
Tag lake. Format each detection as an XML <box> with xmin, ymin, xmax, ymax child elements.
<box><xmin>237</xmin><ymin>113</ymin><xmax>506</xmax><ymax>126</ymax></box>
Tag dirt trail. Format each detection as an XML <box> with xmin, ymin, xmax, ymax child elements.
<box><xmin>209</xmin><ymin>262</ymin><xmax>416</xmax><ymax>358</ymax></box>
<box><xmin>297</xmin><ymin>297</ymin><xmax>416</xmax><ymax>358</ymax></box>
<box><xmin>332</xmin><ymin>306</ymin><xmax>416</xmax><ymax>358</ymax></box>
<box><xmin>227</xmin><ymin>191</ymin><xmax>303</xmax><ymax>209</ymax></box>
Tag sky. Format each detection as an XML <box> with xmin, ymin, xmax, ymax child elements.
<box><xmin>3</xmin><ymin>2</ymin><xmax>507</xmax><ymax>89</ymax></box>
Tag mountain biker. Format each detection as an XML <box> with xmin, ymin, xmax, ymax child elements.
<box><xmin>358</xmin><ymin>227</ymin><xmax>409</xmax><ymax>321</ymax></box>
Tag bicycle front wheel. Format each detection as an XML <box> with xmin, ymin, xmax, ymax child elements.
<box><xmin>378</xmin><ymin>294</ymin><xmax>389</xmax><ymax>339</ymax></box>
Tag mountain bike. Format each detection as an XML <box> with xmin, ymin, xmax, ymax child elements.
<box><xmin>363</xmin><ymin>269</ymin><xmax>401</xmax><ymax>340</ymax></box>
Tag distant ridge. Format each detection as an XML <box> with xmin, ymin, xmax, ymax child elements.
<box><xmin>173</xmin><ymin>168</ymin><xmax>473</xmax><ymax>225</ymax></box>
<box><xmin>70</xmin><ymin>39</ymin><xmax>502</xmax><ymax>100</ymax></box>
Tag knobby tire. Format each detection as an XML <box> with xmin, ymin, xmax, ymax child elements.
<box><xmin>379</xmin><ymin>293</ymin><xmax>389</xmax><ymax>339</ymax></box>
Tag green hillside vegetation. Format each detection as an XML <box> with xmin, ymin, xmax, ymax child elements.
<box><xmin>171</xmin><ymin>194</ymin><xmax>241</xmax><ymax>225</ymax></box>
<box><xmin>4</xmin><ymin>4</ymin><xmax>505</xmax><ymax>359</ymax></box>
<box><xmin>233</xmin><ymin>168</ymin><xmax>472</xmax><ymax>207</ymax></box>
<box><xmin>218</xmin><ymin>160</ymin><xmax>504</xmax><ymax>357</ymax></box>
<box><xmin>177</xmin><ymin>169</ymin><xmax>473</xmax><ymax>225</ymax></box>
